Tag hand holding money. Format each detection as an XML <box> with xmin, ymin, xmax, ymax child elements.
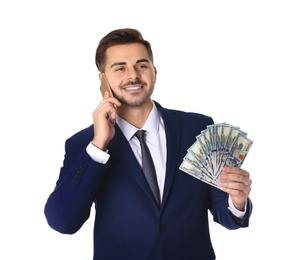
<box><xmin>219</xmin><ymin>166</ymin><xmax>252</xmax><ymax>210</ymax></box>
<box><xmin>179</xmin><ymin>122</ymin><xmax>253</xmax><ymax>190</ymax></box>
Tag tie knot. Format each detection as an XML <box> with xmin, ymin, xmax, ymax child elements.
<box><xmin>134</xmin><ymin>130</ymin><xmax>146</xmax><ymax>143</ymax></box>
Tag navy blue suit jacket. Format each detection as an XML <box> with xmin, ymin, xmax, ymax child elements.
<box><xmin>44</xmin><ymin>101</ymin><xmax>252</xmax><ymax>260</ymax></box>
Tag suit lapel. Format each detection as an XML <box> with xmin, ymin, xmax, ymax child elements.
<box><xmin>107</xmin><ymin>103</ymin><xmax>182</xmax><ymax>208</ymax></box>
<box><xmin>107</xmin><ymin>125</ymin><xmax>158</xmax><ymax>205</ymax></box>
<box><xmin>155</xmin><ymin>102</ymin><xmax>182</xmax><ymax>207</ymax></box>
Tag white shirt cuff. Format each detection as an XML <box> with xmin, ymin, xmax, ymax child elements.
<box><xmin>228</xmin><ymin>195</ymin><xmax>246</xmax><ymax>219</ymax></box>
<box><xmin>86</xmin><ymin>142</ymin><xmax>110</xmax><ymax>164</ymax></box>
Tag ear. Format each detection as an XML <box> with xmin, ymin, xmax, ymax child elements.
<box><xmin>154</xmin><ymin>67</ymin><xmax>157</xmax><ymax>83</ymax></box>
<box><xmin>98</xmin><ymin>73</ymin><xmax>103</xmax><ymax>82</ymax></box>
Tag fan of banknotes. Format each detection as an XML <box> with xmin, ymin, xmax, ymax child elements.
<box><xmin>179</xmin><ymin>122</ymin><xmax>253</xmax><ymax>189</ymax></box>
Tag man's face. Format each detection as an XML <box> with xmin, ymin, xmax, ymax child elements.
<box><xmin>100</xmin><ymin>43</ymin><xmax>157</xmax><ymax>108</ymax></box>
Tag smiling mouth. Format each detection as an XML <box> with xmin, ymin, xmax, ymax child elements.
<box><xmin>124</xmin><ymin>85</ymin><xmax>143</xmax><ymax>91</ymax></box>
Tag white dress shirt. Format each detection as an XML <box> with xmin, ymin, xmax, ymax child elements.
<box><xmin>86</xmin><ymin>102</ymin><xmax>245</xmax><ymax>217</ymax></box>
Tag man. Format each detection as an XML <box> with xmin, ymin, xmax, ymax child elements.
<box><xmin>44</xmin><ymin>28</ymin><xmax>252</xmax><ymax>260</ymax></box>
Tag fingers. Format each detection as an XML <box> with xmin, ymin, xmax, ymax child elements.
<box><xmin>94</xmin><ymin>93</ymin><xmax>121</xmax><ymax>119</ymax></box>
<box><xmin>93</xmin><ymin>102</ymin><xmax>119</xmax><ymax>129</ymax></box>
<box><xmin>219</xmin><ymin>167</ymin><xmax>251</xmax><ymax>185</ymax></box>
<box><xmin>104</xmin><ymin>91</ymin><xmax>110</xmax><ymax>98</ymax></box>
<box><xmin>103</xmin><ymin>90</ymin><xmax>112</xmax><ymax>100</ymax></box>
<box><xmin>218</xmin><ymin>167</ymin><xmax>252</xmax><ymax>203</ymax></box>
<box><xmin>102</xmin><ymin>91</ymin><xmax>121</xmax><ymax>108</ymax></box>
<box><xmin>91</xmin><ymin>95</ymin><xmax>121</xmax><ymax>150</ymax></box>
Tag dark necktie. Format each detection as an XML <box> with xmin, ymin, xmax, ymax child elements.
<box><xmin>134</xmin><ymin>130</ymin><xmax>161</xmax><ymax>207</ymax></box>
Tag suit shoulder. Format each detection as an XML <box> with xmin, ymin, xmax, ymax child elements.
<box><xmin>154</xmin><ymin>101</ymin><xmax>213</xmax><ymax>125</ymax></box>
<box><xmin>66</xmin><ymin>124</ymin><xmax>94</xmax><ymax>147</ymax></box>
<box><xmin>173</xmin><ymin>109</ymin><xmax>212</xmax><ymax>120</ymax></box>
<box><xmin>163</xmin><ymin>107</ymin><xmax>214</xmax><ymax>126</ymax></box>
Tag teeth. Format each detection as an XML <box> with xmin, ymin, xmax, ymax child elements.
<box><xmin>126</xmin><ymin>86</ymin><xmax>141</xmax><ymax>90</ymax></box>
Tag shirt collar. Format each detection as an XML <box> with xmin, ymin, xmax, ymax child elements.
<box><xmin>116</xmin><ymin>101</ymin><xmax>160</xmax><ymax>141</ymax></box>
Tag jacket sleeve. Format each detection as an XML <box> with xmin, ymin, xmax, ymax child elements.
<box><xmin>231</xmin><ymin>198</ymin><xmax>253</xmax><ymax>227</ymax></box>
<box><xmin>209</xmin><ymin>186</ymin><xmax>253</xmax><ymax>229</ymax></box>
<box><xmin>44</xmin><ymin>137</ymin><xmax>106</xmax><ymax>234</ymax></box>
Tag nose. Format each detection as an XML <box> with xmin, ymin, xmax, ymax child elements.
<box><xmin>127</xmin><ymin>68</ymin><xmax>140</xmax><ymax>81</ymax></box>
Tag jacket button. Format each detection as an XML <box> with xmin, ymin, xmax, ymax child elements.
<box><xmin>159</xmin><ymin>223</ymin><xmax>167</xmax><ymax>230</ymax></box>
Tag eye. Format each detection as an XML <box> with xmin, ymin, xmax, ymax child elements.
<box><xmin>137</xmin><ymin>63</ymin><xmax>148</xmax><ymax>70</ymax></box>
<box><xmin>115</xmin><ymin>66</ymin><xmax>124</xmax><ymax>72</ymax></box>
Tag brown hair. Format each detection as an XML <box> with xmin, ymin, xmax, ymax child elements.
<box><xmin>95</xmin><ymin>28</ymin><xmax>154</xmax><ymax>72</ymax></box>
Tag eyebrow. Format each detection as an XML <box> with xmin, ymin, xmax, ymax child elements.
<box><xmin>110</xmin><ymin>59</ymin><xmax>150</xmax><ymax>69</ymax></box>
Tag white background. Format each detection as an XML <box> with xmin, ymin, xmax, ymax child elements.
<box><xmin>1</xmin><ymin>1</ymin><xmax>296</xmax><ymax>259</ymax></box>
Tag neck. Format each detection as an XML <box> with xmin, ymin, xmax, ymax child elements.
<box><xmin>117</xmin><ymin>100</ymin><xmax>153</xmax><ymax>129</ymax></box>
